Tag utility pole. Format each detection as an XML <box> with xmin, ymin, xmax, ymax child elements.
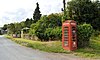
<box><xmin>63</xmin><ymin>0</ymin><xmax>66</xmax><ymax>16</ymax></box>
<box><xmin>62</xmin><ymin>0</ymin><xmax>66</xmax><ymax>22</ymax></box>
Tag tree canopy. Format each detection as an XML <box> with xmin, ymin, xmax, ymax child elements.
<box><xmin>67</xmin><ymin>0</ymin><xmax>100</xmax><ymax>30</ymax></box>
<box><xmin>33</xmin><ymin>2</ymin><xmax>41</xmax><ymax>23</ymax></box>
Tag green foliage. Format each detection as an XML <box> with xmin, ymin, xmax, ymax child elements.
<box><xmin>2</xmin><ymin>24</ymin><xmax>8</xmax><ymax>30</ymax></box>
<box><xmin>53</xmin><ymin>27</ymin><xmax>62</xmax><ymax>39</ymax></box>
<box><xmin>33</xmin><ymin>2</ymin><xmax>41</xmax><ymax>23</ymax></box>
<box><xmin>30</xmin><ymin>14</ymin><xmax>62</xmax><ymax>41</ymax></box>
<box><xmin>67</xmin><ymin>0</ymin><xmax>100</xmax><ymax>30</ymax></box>
<box><xmin>30</xmin><ymin>16</ymin><xmax>49</xmax><ymax>41</ymax></box>
<box><xmin>7</xmin><ymin>22</ymin><xmax>25</xmax><ymax>34</ymax></box>
<box><xmin>45</xmin><ymin>27</ymin><xmax>62</xmax><ymax>40</ymax></box>
<box><xmin>25</xmin><ymin>18</ymin><xmax>33</xmax><ymax>28</ymax></box>
<box><xmin>45</xmin><ymin>28</ymin><xmax>54</xmax><ymax>40</ymax></box>
<box><xmin>20</xmin><ymin>21</ymin><xmax>25</xmax><ymax>28</ymax></box>
<box><xmin>7</xmin><ymin>23</ymin><xmax>16</xmax><ymax>34</ymax></box>
<box><xmin>47</xmin><ymin>13</ymin><xmax>62</xmax><ymax>27</ymax></box>
<box><xmin>14</xmin><ymin>23</ymin><xmax>22</xmax><ymax>34</ymax></box>
<box><xmin>75</xmin><ymin>35</ymin><xmax>100</xmax><ymax>58</ymax></box>
<box><xmin>77</xmin><ymin>23</ymin><xmax>93</xmax><ymax>48</ymax></box>
<box><xmin>6</xmin><ymin>18</ymin><xmax>33</xmax><ymax>34</ymax></box>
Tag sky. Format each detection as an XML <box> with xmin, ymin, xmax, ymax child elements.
<box><xmin>0</xmin><ymin>0</ymin><xmax>65</xmax><ymax>27</ymax></box>
<box><xmin>0</xmin><ymin>0</ymin><xmax>98</xmax><ymax>27</ymax></box>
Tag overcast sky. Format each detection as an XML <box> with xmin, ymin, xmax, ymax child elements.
<box><xmin>0</xmin><ymin>0</ymin><xmax>98</xmax><ymax>27</ymax></box>
<box><xmin>0</xmin><ymin>0</ymin><xmax>65</xmax><ymax>27</ymax></box>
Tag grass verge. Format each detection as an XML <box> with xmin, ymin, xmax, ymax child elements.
<box><xmin>75</xmin><ymin>35</ymin><xmax>100</xmax><ymax>59</ymax></box>
<box><xmin>5</xmin><ymin>35</ymin><xmax>69</xmax><ymax>53</ymax></box>
<box><xmin>5</xmin><ymin>35</ymin><xmax>100</xmax><ymax>59</ymax></box>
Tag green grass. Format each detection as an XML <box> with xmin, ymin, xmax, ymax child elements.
<box><xmin>5</xmin><ymin>35</ymin><xmax>100</xmax><ymax>59</ymax></box>
<box><xmin>75</xmin><ymin>35</ymin><xmax>100</xmax><ymax>58</ymax></box>
<box><xmin>6</xmin><ymin>35</ymin><xmax>69</xmax><ymax>53</ymax></box>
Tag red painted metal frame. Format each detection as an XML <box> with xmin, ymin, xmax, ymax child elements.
<box><xmin>62</xmin><ymin>20</ymin><xmax>77</xmax><ymax>51</ymax></box>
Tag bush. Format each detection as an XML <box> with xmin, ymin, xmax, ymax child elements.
<box><xmin>77</xmin><ymin>23</ymin><xmax>93</xmax><ymax>48</ymax></box>
<box><xmin>29</xmin><ymin>15</ymin><xmax>62</xmax><ymax>41</ymax></box>
<box><xmin>52</xmin><ymin>27</ymin><xmax>62</xmax><ymax>40</ymax></box>
<box><xmin>45</xmin><ymin>27</ymin><xmax>62</xmax><ymax>41</ymax></box>
<box><xmin>45</xmin><ymin>28</ymin><xmax>54</xmax><ymax>40</ymax></box>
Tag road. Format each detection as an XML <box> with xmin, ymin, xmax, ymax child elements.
<box><xmin>0</xmin><ymin>35</ymin><xmax>98</xmax><ymax>60</ymax></box>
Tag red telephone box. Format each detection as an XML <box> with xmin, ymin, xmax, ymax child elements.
<box><xmin>62</xmin><ymin>20</ymin><xmax>77</xmax><ymax>51</ymax></box>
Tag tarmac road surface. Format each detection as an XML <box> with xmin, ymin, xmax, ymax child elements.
<box><xmin>0</xmin><ymin>35</ymin><xmax>99</xmax><ymax>60</ymax></box>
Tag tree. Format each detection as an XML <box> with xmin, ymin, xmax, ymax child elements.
<box><xmin>7</xmin><ymin>23</ymin><xmax>21</xmax><ymax>34</ymax></box>
<box><xmin>33</xmin><ymin>2</ymin><xmax>41</xmax><ymax>23</ymax></box>
<box><xmin>47</xmin><ymin>13</ymin><xmax>62</xmax><ymax>28</ymax></box>
<box><xmin>30</xmin><ymin>16</ymin><xmax>49</xmax><ymax>41</ymax></box>
<box><xmin>7</xmin><ymin>23</ymin><xmax>16</xmax><ymax>34</ymax></box>
<box><xmin>29</xmin><ymin>14</ymin><xmax>62</xmax><ymax>41</ymax></box>
<box><xmin>91</xmin><ymin>0</ymin><xmax>100</xmax><ymax>30</ymax></box>
<box><xmin>25</xmin><ymin>18</ymin><xmax>33</xmax><ymax>28</ymax></box>
<box><xmin>2</xmin><ymin>24</ymin><xmax>8</xmax><ymax>30</ymax></box>
<box><xmin>67</xmin><ymin>0</ymin><xmax>100</xmax><ymax>29</ymax></box>
<box><xmin>20</xmin><ymin>21</ymin><xmax>25</xmax><ymax>28</ymax></box>
<box><xmin>14</xmin><ymin>23</ymin><xmax>22</xmax><ymax>34</ymax></box>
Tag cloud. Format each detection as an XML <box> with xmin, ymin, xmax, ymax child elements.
<box><xmin>0</xmin><ymin>0</ymin><xmax>63</xmax><ymax>27</ymax></box>
<box><xmin>38</xmin><ymin>0</ymin><xmax>63</xmax><ymax>15</ymax></box>
<box><xmin>0</xmin><ymin>8</ymin><xmax>31</xmax><ymax>26</ymax></box>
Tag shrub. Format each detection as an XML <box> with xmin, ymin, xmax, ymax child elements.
<box><xmin>52</xmin><ymin>27</ymin><xmax>62</xmax><ymax>40</ymax></box>
<box><xmin>45</xmin><ymin>28</ymin><xmax>54</xmax><ymax>40</ymax></box>
<box><xmin>77</xmin><ymin>23</ymin><xmax>93</xmax><ymax>48</ymax></box>
<box><xmin>45</xmin><ymin>27</ymin><xmax>62</xmax><ymax>41</ymax></box>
